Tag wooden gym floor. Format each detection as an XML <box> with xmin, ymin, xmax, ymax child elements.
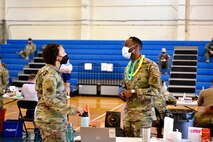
<box><xmin>2</xmin><ymin>95</ymin><xmax>157</xmax><ymax>141</ymax></box>
<box><xmin>3</xmin><ymin>96</ymin><xmax>125</xmax><ymax>131</ymax></box>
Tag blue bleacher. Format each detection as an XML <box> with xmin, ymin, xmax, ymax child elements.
<box><xmin>1</xmin><ymin>39</ymin><xmax>210</xmax><ymax>94</ymax></box>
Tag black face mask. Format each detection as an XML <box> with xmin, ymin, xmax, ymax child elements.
<box><xmin>60</xmin><ymin>55</ymin><xmax>69</xmax><ymax>64</ymax></box>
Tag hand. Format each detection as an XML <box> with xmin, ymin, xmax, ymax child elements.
<box><xmin>161</xmin><ymin>59</ymin><xmax>166</xmax><ymax>62</ymax></box>
<box><xmin>123</xmin><ymin>90</ymin><xmax>133</xmax><ymax>99</ymax></box>
<box><xmin>119</xmin><ymin>90</ymin><xmax>133</xmax><ymax>102</ymax></box>
<box><xmin>119</xmin><ymin>91</ymin><xmax>126</xmax><ymax>102</ymax></box>
<box><xmin>77</xmin><ymin>107</ymin><xmax>84</xmax><ymax>115</ymax></box>
<box><xmin>210</xmin><ymin>50</ymin><xmax>213</xmax><ymax>55</ymax></box>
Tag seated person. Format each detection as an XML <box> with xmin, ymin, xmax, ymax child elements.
<box><xmin>204</xmin><ymin>37</ymin><xmax>213</xmax><ymax>63</ymax></box>
<box><xmin>197</xmin><ymin>83</ymin><xmax>213</xmax><ymax>107</ymax></box>
<box><xmin>194</xmin><ymin>104</ymin><xmax>213</xmax><ymax>127</ymax></box>
<box><xmin>21</xmin><ymin>73</ymin><xmax>38</xmax><ymax>101</ymax></box>
<box><xmin>17</xmin><ymin>38</ymin><xmax>37</xmax><ymax>60</ymax></box>
<box><xmin>158</xmin><ymin>48</ymin><xmax>170</xmax><ymax>74</ymax></box>
<box><xmin>21</xmin><ymin>74</ymin><xmax>37</xmax><ymax>119</ymax></box>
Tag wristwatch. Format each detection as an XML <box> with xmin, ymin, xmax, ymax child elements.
<box><xmin>131</xmin><ymin>89</ymin><xmax>136</xmax><ymax>94</ymax></box>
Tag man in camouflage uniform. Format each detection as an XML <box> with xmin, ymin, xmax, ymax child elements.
<box><xmin>35</xmin><ymin>43</ymin><xmax>83</xmax><ymax>142</ymax></box>
<box><xmin>17</xmin><ymin>38</ymin><xmax>36</xmax><ymax>60</ymax></box>
<box><xmin>204</xmin><ymin>37</ymin><xmax>213</xmax><ymax>63</ymax></box>
<box><xmin>119</xmin><ymin>37</ymin><xmax>161</xmax><ymax>137</ymax></box>
<box><xmin>0</xmin><ymin>63</ymin><xmax>9</xmax><ymax>109</ymax></box>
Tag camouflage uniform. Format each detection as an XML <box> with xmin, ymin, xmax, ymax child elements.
<box><xmin>153</xmin><ymin>94</ymin><xmax>166</xmax><ymax>138</ymax></box>
<box><xmin>122</xmin><ymin>57</ymin><xmax>161</xmax><ymax>137</ymax></box>
<box><xmin>194</xmin><ymin>111</ymin><xmax>213</xmax><ymax>126</ymax></box>
<box><xmin>153</xmin><ymin>90</ymin><xmax>176</xmax><ymax>138</ymax></box>
<box><xmin>161</xmin><ymin>90</ymin><xmax>177</xmax><ymax>105</ymax></box>
<box><xmin>19</xmin><ymin>43</ymin><xmax>36</xmax><ymax>59</ymax></box>
<box><xmin>35</xmin><ymin>64</ymin><xmax>77</xmax><ymax>142</ymax></box>
<box><xmin>0</xmin><ymin>66</ymin><xmax>9</xmax><ymax>109</ymax></box>
<box><xmin>204</xmin><ymin>41</ymin><xmax>213</xmax><ymax>62</ymax></box>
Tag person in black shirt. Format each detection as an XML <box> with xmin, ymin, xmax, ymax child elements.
<box><xmin>158</xmin><ymin>48</ymin><xmax>170</xmax><ymax>74</ymax></box>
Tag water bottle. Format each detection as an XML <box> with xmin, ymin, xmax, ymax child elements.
<box><xmin>66</xmin><ymin>123</ymin><xmax>74</xmax><ymax>142</ymax></box>
<box><xmin>81</xmin><ymin>111</ymin><xmax>89</xmax><ymax>127</ymax></box>
<box><xmin>141</xmin><ymin>127</ymin><xmax>151</xmax><ymax>142</ymax></box>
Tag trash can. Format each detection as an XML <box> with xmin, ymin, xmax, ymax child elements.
<box><xmin>165</xmin><ymin>109</ymin><xmax>195</xmax><ymax>139</ymax></box>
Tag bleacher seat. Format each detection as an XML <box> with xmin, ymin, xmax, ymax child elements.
<box><xmin>1</xmin><ymin>39</ymin><xmax>210</xmax><ymax>95</ymax></box>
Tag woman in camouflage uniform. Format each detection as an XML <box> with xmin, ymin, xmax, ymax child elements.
<box><xmin>35</xmin><ymin>43</ymin><xmax>83</xmax><ymax>142</ymax></box>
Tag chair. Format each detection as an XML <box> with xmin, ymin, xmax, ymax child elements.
<box><xmin>16</xmin><ymin>100</ymin><xmax>38</xmax><ymax>139</ymax></box>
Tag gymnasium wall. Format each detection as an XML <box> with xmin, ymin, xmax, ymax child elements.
<box><xmin>0</xmin><ymin>0</ymin><xmax>213</xmax><ymax>40</ymax></box>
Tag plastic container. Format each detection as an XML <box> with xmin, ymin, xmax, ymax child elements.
<box><xmin>165</xmin><ymin>109</ymin><xmax>195</xmax><ymax>139</ymax></box>
<box><xmin>66</xmin><ymin>123</ymin><xmax>74</xmax><ymax>142</ymax></box>
<box><xmin>81</xmin><ymin>111</ymin><xmax>89</xmax><ymax>127</ymax></box>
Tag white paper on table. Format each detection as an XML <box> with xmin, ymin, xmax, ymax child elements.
<box><xmin>109</xmin><ymin>128</ymin><xmax>116</xmax><ymax>138</ymax></box>
<box><xmin>84</xmin><ymin>63</ymin><xmax>92</xmax><ymax>70</ymax></box>
<box><xmin>188</xmin><ymin>127</ymin><xmax>202</xmax><ymax>142</ymax></box>
<box><xmin>107</xmin><ymin>63</ymin><xmax>113</xmax><ymax>72</ymax></box>
<box><xmin>163</xmin><ymin>117</ymin><xmax>174</xmax><ymax>142</ymax></box>
<box><xmin>101</xmin><ymin>63</ymin><xmax>107</xmax><ymax>71</ymax></box>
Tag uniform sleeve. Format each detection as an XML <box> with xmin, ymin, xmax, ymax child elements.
<box><xmin>147</xmin><ymin>62</ymin><xmax>161</xmax><ymax>96</ymax></box>
<box><xmin>197</xmin><ymin>91</ymin><xmax>204</xmax><ymax>106</ymax></box>
<box><xmin>205</xmin><ymin>43</ymin><xmax>211</xmax><ymax>52</ymax></box>
<box><xmin>158</xmin><ymin>54</ymin><xmax>161</xmax><ymax>63</ymax></box>
<box><xmin>2</xmin><ymin>70</ymin><xmax>9</xmax><ymax>86</ymax></box>
<box><xmin>167</xmin><ymin>54</ymin><xmax>170</xmax><ymax>63</ymax></box>
<box><xmin>153</xmin><ymin>95</ymin><xmax>166</xmax><ymax>120</ymax></box>
<box><xmin>33</xmin><ymin>44</ymin><xmax>37</xmax><ymax>52</ymax></box>
<box><xmin>167</xmin><ymin>94</ymin><xmax>177</xmax><ymax>105</ymax></box>
<box><xmin>121</xmin><ymin>70</ymin><xmax>127</xmax><ymax>91</ymax></box>
<box><xmin>42</xmin><ymin>75</ymin><xmax>77</xmax><ymax>115</ymax></box>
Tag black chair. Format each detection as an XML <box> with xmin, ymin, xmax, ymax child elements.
<box><xmin>16</xmin><ymin>100</ymin><xmax>38</xmax><ymax>139</ymax></box>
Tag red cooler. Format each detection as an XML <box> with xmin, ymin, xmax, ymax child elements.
<box><xmin>0</xmin><ymin>108</ymin><xmax>7</xmax><ymax>133</ymax></box>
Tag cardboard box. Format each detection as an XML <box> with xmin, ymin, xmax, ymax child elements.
<box><xmin>201</xmin><ymin>128</ymin><xmax>210</xmax><ymax>142</ymax></box>
<box><xmin>188</xmin><ymin>127</ymin><xmax>211</xmax><ymax>142</ymax></box>
<box><xmin>188</xmin><ymin>127</ymin><xmax>202</xmax><ymax>142</ymax></box>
